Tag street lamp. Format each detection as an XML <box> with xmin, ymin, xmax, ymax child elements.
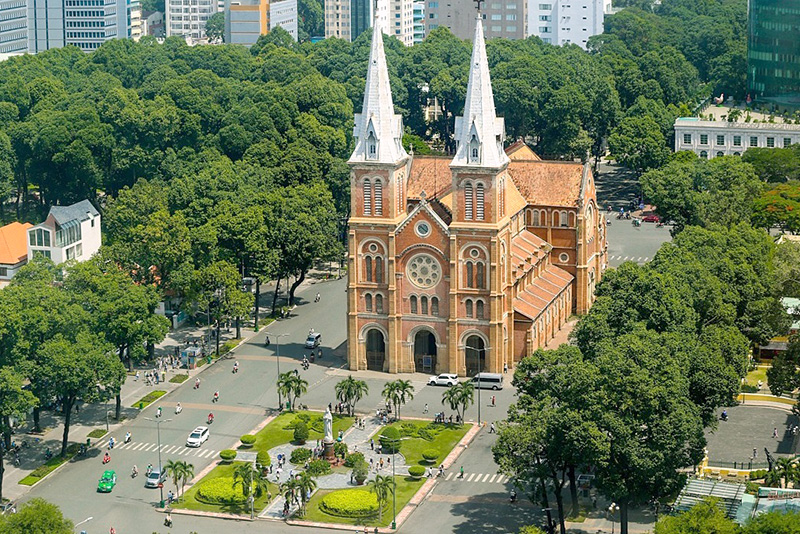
<box><xmin>608</xmin><ymin>502</ymin><xmax>620</xmax><ymax>534</ymax></box>
<box><xmin>144</xmin><ymin>416</ymin><xmax>172</xmax><ymax>507</ymax></box>
<box><xmin>265</xmin><ymin>332</ymin><xmax>289</xmax><ymax>409</ymax></box>
<box><xmin>385</xmin><ymin>435</ymin><xmax>413</xmax><ymax>530</ymax></box>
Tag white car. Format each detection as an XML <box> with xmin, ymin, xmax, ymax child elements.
<box><xmin>427</xmin><ymin>373</ymin><xmax>459</xmax><ymax>387</ymax></box>
<box><xmin>186</xmin><ymin>426</ymin><xmax>209</xmax><ymax>447</ymax></box>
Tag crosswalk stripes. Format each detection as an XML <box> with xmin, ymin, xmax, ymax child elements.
<box><xmin>97</xmin><ymin>440</ymin><xmax>217</xmax><ymax>459</ymax></box>
<box><xmin>489</xmin><ymin>474</ymin><xmax>497</xmax><ymax>483</ymax></box>
<box><xmin>609</xmin><ymin>255</ymin><xmax>651</xmax><ymax>263</ymax></box>
<box><xmin>442</xmin><ymin>472</ymin><xmax>509</xmax><ymax>484</ymax></box>
<box><xmin>445</xmin><ymin>472</ymin><xmax>453</xmax><ymax>481</ymax></box>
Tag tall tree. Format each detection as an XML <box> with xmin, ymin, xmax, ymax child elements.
<box><xmin>0</xmin><ymin>498</ymin><xmax>74</xmax><ymax>534</ymax></box>
<box><xmin>0</xmin><ymin>368</ymin><xmax>37</xmax><ymax>501</ymax></box>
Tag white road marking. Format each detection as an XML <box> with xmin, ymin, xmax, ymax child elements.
<box><xmin>489</xmin><ymin>474</ymin><xmax>497</xmax><ymax>483</ymax></box>
<box><xmin>445</xmin><ymin>472</ymin><xmax>453</xmax><ymax>481</ymax></box>
<box><xmin>482</xmin><ymin>474</ymin><xmax>491</xmax><ymax>482</ymax></box>
<box><xmin>466</xmin><ymin>473</ymin><xmax>475</xmax><ymax>482</ymax></box>
<box><xmin>637</xmin><ymin>257</ymin><xmax>642</xmax><ymax>261</ymax></box>
<box><xmin>496</xmin><ymin>475</ymin><xmax>506</xmax><ymax>484</ymax></box>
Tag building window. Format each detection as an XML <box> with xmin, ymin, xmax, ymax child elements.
<box><xmin>699</xmin><ymin>150</ymin><xmax>708</xmax><ymax>159</ymax></box>
<box><xmin>0</xmin><ymin>267</ymin><xmax>7</xmax><ymax>277</ymax></box>
<box><xmin>29</xmin><ymin>228</ymin><xmax>51</xmax><ymax>247</ymax></box>
<box><xmin>374</xmin><ymin>180</ymin><xmax>383</xmax><ymax>215</ymax></box>
<box><xmin>364</xmin><ymin>179</ymin><xmax>372</xmax><ymax>215</ymax></box>
<box><xmin>716</xmin><ymin>151</ymin><xmax>724</xmax><ymax>157</ymax></box>
<box><xmin>466</xmin><ymin>262</ymin><xmax>474</xmax><ymax>288</ymax></box>
<box><xmin>421</xmin><ymin>296</ymin><xmax>428</xmax><ymax>314</ymax></box>
<box><xmin>539</xmin><ymin>3</ymin><xmax>551</xmax><ymax>8</ymax></box>
<box><xmin>365</xmin><ymin>256</ymin><xmax>373</xmax><ymax>282</ymax></box>
<box><xmin>410</xmin><ymin>295</ymin><xmax>418</xmax><ymax>314</ymax></box>
<box><xmin>431</xmin><ymin>297</ymin><xmax>439</xmax><ymax>316</ymax></box>
<box><xmin>559</xmin><ymin>211</ymin><xmax>568</xmax><ymax>227</ymax></box>
<box><xmin>465</xmin><ymin>299</ymin><xmax>473</xmax><ymax>318</ymax></box>
<box><xmin>559</xmin><ymin>252</ymin><xmax>569</xmax><ymax>262</ymax></box>
<box><xmin>683</xmin><ymin>133</ymin><xmax>691</xmax><ymax>144</ymax></box>
<box><xmin>367</xmin><ymin>131</ymin><xmax>377</xmax><ymax>159</ymax></box>
<box><xmin>476</xmin><ymin>262</ymin><xmax>485</xmax><ymax>289</ymax></box>
<box><xmin>464</xmin><ymin>182</ymin><xmax>473</xmax><ymax>220</ymax></box>
<box><xmin>476</xmin><ymin>300</ymin><xmax>484</xmax><ymax>319</ymax></box>
<box><xmin>376</xmin><ymin>294</ymin><xmax>384</xmax><ymax>314</ymax></box>
<box><xmin>365</xmin><ymin>293</ymin><xmax>373</xmax><ymax>312</ymax></box>
<box><xmin>767</xmin><ymin>137</ymin><xmax>775</xmax><ymax>148</ymax></box>
<box><xmin>733</xmin><ymin>135</ymin><xmax>742</xmax><ymax>146</ymax></box>
<box><xmin>784</xmin><ymin>138</ymin><xmax>792</xmax><ymax>148</ymax></box>
<box><xmin>476</xmin><ymin>183</ymin><xmax>485</xmax><ymax>220</ymax></box>
<box><xmin>716</xmin><ymin>135</ymin><xmax>725</xmax><ymax>145</ymax></box>
<box><xmin>750</xmin><ymin>136</ymin><xmax>758</xmax><ymax>147</ymax></box>
<box><xmin>700</xmin><ymin>134</ymin><xmax>708</xmax><ymax>145</ymax></box>
<box><xmin>375</xmin><ymin>257</ymin><xmax>383</xmax><ymax>284</ymax></box>
<box><xmin>532</xmin><ymin>210</ymin><xmax>540</xmax><ymax>226</ymax></box>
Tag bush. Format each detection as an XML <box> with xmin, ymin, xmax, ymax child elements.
<box><xmin>320</xmin><ymin>489</ymin><xmax>379</xmax><ymax>518</ymax></box>
<box><xmin>422</xmin><ymin>449</ymin><xmax>439</xmax><ymax>463</ymax></box>
<box><xmin>750</xmin><ymin>469</ymin><xmax>768</xmax><ymax>480</ymax></box>
<box><xmin>344</xmin><ymin>452</ymin><xmax>365</xmax><ymax>468</ymax></box>
<box><xmin>87</xmin><ymin>429</ymin><xmax>108</xmax><ymax>439</ymax></box>
<box><xmin>399</xmin><ymin>422</ymin><xmax>418</xmax><ymax>437</ymax></box>
<box><xmin>219</xmin><ymin>449</ymin><xmax>237</xmax><ymax>461</ymax></box>
<box><xmin>297</xmin><ymin>412</ymin><xmax>311</xmax><ymax>423</ymax></box>
<box><xmin>257</xmin><ymin>450</ymin><xmax>271</xmax><ymax>467</ymax></box>
<box><xmin>306</xmin><ymin>459</ymin><xmax>332</xmax><ymax>476</ymax></box>
<box><xmin>294</xmin><ymin>421</ymin><xmax>309</xmax><ymax>444</ymax></box>
<box><xmin>334</xmin><ymin>441</ymin><xmax>348</xmax><ymax>458</ymax></box>
<box><xmin>219</xmin><ymin>339</ymin><xmax>241</xmax><ymax>355</ymax></box>
<box><xmin>417</xmin><ymin>428</ymin><xmax>434</xmax><ymax>441</ymax></box>
<box><xmin>169</xmin><ymin>374</ymin><xmax>189</xmax><ymax>384</ymax></box>
<box><xmin>408</xmin><ymin>465</ymin><xmax>426</xmax><ymax>478</ymax></box>
<box><xmin>290</xmin><ymin>447</ymin><xmax>313</xmax><ymax>464</ymax></box>
<box><xmin>380</xmin><ymin>426</ymin><xmax>401</xmax><ymax>453</ymax></box>
<box><xmin>352</xmin><ymin>460</ymin><xmax>369</xmax><ymax>485</ymax></box>
<box><xmin>196</xmin><ymin>477</ymin><xmax>247</xmax><ymax>505</ymax></box>
<box><xmin>240</xmin><ymin>434</ymin><xmax>256</xmax><ymax>446</ymax></box>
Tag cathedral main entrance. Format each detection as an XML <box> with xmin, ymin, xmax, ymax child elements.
<box><xmin>413</xmin><ymin>330</ymin><xmax>437</xmax><ymax>374</ymax></box>
<box><xmin>366</xmin><ymin>329</ymin><xmax>386</xmax><ymax>371</ymax></box>
<box><xmin>465</xmin><ymin>335</ymin><xmax>486</xmax><ymax>377</ymax></box>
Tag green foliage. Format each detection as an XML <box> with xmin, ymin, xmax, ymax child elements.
<box><xmin>519</xmin><ymin>527</ymin><xmax>547</xmax><ymax>534</ymax></box>
<box><xmin>279</xmin><ymin>372</ymin><xmax>310</xmax><ymax>411</ymax></box>
<box><xmin>306</xmin><ymin>459</ymin><xmax>332</xmax><ymax>476</ymax></box>
<box><xmin>293</xmin><ymin>420</ymin><xmax>309</xmax><ymax>443</ymax></box>
<box><xmin>169</xmin><ymin>374</ymin><xmax>189</xmax><ymax>384</ymax></box>
<box><xmin>609</xmin><ymin>115</ymin><xmax>670</xmax><ymax>175</ymax></box>
<box><xmin>290</xmin><ymin>447</ymin><xmax>313</xmax><ymax>464</ymax></box>
<box><xmin>743</xmin><ymin>147</ymin><xmax>800</xmax><ymax>183</ymax></box>
<box><xmin>743</xmin><ymin>510</ymin><xmax>800</xmax><ymax>534</ymax></box>
<box><xmin>654</xmin><ymin>498</ymin><xmax>738</xmax><ymax>534</ymax></box>
<box><xmin>407</xmin><ymin>465</ymin><xmax>425</xmax><ymax>478</ymax></box>
<box><xmin>749</xmin><ymin>469</ymin><xmax>768</xmax><ymax>480</ymax></box>
<box><xmin>256</xmin><ymin>450</ymin><xmax>271</xmax><ymax>467</ymax></box>
<box><xmin>753</xmin><ymin>182</ymin><xmax>800</xmax><ymax>234</ymax></box>
<box><xmin>334</xmin><ymin>441</ymin><xmax>348</xmax><ymax>458</ymax></box>
<box><xmin>320</xmin><ymin>489</ymin><xmax>379</xmax><ymax>518</ymax></box>
<box><xmin>219</xmin><ymin>339</ymin><xmax>241</xmax><ymax>355</ymax></box>
<box><xmin>86</xmin><ymin>429</ymin><xmax>108</xmax><ymax>438</ymax></box>
<box><xmin>421</xmin><ymin>449</ymin><xmax>439</xmax><ymax>462</ymax></box>
<box><xmin>351</xmin><ymin>460</ymin><xmax>369</xmax><ymax>484</ymax></box>
<box><xmin>334</xmin><ymin>376</ymin><xmax>369</xmax><ymax>416</ymax></box>
<box><xmin>205</xmin><ymin>12</ymin><xmax>224</xmax><ymax>41</ymax></box>
<box><xmin>379</xmin><ymin>426</ymin><xmax>401</xmax><ymax>454</ymax></box>
<box><xmin>382</xmin><ymin>379</ymin><xmax>415</xmax><ymax>420</ymax></box>
<box><xmin>441</xmin><ymin>381</ymin><xmax>474</xmax><ymax>424</ymax></box>
<box><xmin>132</xmin><ymin>390</ymin><xmax>167</xmax><ymax>408</ymax></box>
<box><xmin>219</xmin><ymin>450</ymin><xmax>237</xmax><ymax>461</ymax></box>
<box><xmin>344</xmin><ymin>452</ymin><xmax>364</xmax><ymax>468</ymax></box>
<box><xmin>196</xmin><ymin>476</ymin><xmax>247</xmax><ymax>504</ymax></box>
<box><xmin>239</xmin><ymin>434</ymin><xmax>256</xmax><ymax>446</ymax></box>
<box><xmin>0</xmin><ymin>498</ymin><xmax>74</xmax><ymax>534</ymax></box>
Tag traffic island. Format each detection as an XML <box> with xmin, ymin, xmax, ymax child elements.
<box><xmin>170</xmin><ymin>461</ymin><xmax>277</xmax><ymax>516</ymax></box>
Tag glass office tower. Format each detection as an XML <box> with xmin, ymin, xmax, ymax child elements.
<box><xmin>748</xmin><ymin>0</ymin><xmax>800</xmax><ymax>106</ymax></box>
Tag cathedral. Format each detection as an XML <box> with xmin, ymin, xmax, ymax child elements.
<box><xmin>346</xmin><ymin>17</ymin><xmax>607</xmax><ymax>376</ymax></box>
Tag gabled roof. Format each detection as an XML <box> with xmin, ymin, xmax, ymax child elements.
<box><xmin>508</xmin><ymin>160</ymin><xmax>584</xmax><ymax>208</ymax></box>
<box><xmin>506</xmin><ymin>140</ymin><xmax>541</xmax><ymax>161</ymax></box>
<box><xmin>407</xmin><ymin>156</ymin><xmax>451</xmax><ymax>200</ymax></box>
<box><xmin>396</xmin><ymin>196</ymin><xmax>450</xmax><ymax>237</ymax></box>
<box><xmin>0</xmin><ymin>222</ymin><xmax>33</xmax><ymax>265</ymax></box>
<box><xmin>48</xmin><ymin>200</ymin><xmax>99</xmax><ymax>227</ymax></box>
<box><xmin>513</xmin><ymin>265</ymin><xmax>574</xmax><ymax>321</ymax></box>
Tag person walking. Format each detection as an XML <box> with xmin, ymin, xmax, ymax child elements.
<box><xmin>424</xmin><ymin>403</ymin><xmax>429</xmax><ymax>414</ymax></box>
<box><xmin>459</xmin><ymin>466</ymin><xmax>464</xmax><ymax>479</ymax></box>
<box><xmin>489</xmin><ymin>422</ymin><xmax>496</xmax><ymax>433</ymax></box>
<box><xmin>773</xmin><ymin>427</ymin><xmax>779</xmax><ymax>438</ymax></box>
<box><xmin>491</xmin><ymin>395</ymin><xmax>496</xmax><ymax>407</ymax></box>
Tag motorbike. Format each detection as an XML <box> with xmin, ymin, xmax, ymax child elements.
<box><xmin>131</xmin><ymin>467</ymin><xmax>138</xmax><ymax>478</ymax></box>
<box><xmin>510</xmin><ymin>490</ymin><xmax>517</xmax><ymax>503</ymax></box>
<box><xmin>44</xmin><ymin>448</ymin><xmax>53</xmax><ymax>460</ymax></box>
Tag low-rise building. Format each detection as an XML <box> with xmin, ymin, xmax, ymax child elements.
<box><xmin>0</xmin><ymin>221</ymin><xmax>33</xmax><ymax>287</ymax></box>
<box><xmin>27</xmin><ymin>200</ymin><xmax>101</xmax><ymax>265</ymax></box>
<box><xmin>674</xmin><ymin>117</ymin><xmax>800</xmax><ymax>159</ymax></box>
<box><xmin>141</xmin><ymin>10</ymin><xmax>165</xmax><ymax>36</ymax></box>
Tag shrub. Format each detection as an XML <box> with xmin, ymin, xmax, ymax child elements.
<box><xmin>290</xmin><ymin>447</ymin><xmax>313</xmax><ymax>464</ymax></box>
<box><xmin>297</xmin><ymin>412</ymin><xmax>311</xmax><ymax>423</ymax></box>
<box><xmin>320</xmin><ymin>489</ymin><xmax>379</xmax><ymax>517</ymax></box>
<box><xmin>422</xmin><ymin>449</ymin><xmax>439</xmax><ymax>463</ymax></box>
<box><xmin>294</xmin><ymin>421</ymin><xmax>309</xmax><ymax>444</ymax></box>
<box><xmin>169</xmin><ymin>374</ymin><xmax>189</xmax><ymax>384</ymax></box>
<box><xmin>87</xmin><ymin>429</ymin><xmax>108</xmax><ymax>439</ymax></box>
<box><xmin>334</xmin><ymin>441</ymin><xmax>348</xmax><ymax>458</ymax></box>
<box><xmin>750</xmin><ymin>469</ymin><xmax>768</xmax><ymax>480</ymax></box>
<box><xmin>306</xmin><ymin>459</ymin><xmax>332</xmax><ymax>476</ymax></box>
<box><xmin>380</xmin><ymin>426</ymin><xmax>401</xmax><ymax>453</ymax></box>
<box><xmin>408</xmin><ymin>465</ymin><xmax>426</xmax><ymax>478</ymax></box>
<box><xmin>352</xmin><ymin>460</ymin><xmax>369</xmax><ymax>485</ymax></box>
<box><xmin>219</xmin><ymin>339</ymin><xmax>241</xmax><ymax>355</ymax></box>
<box><xmin>196</xmin><ymin>477</ymin><xmax>247</xmax><ymax>504</ymax></box>
<box><xmin>257</xmin><ymin>450</ymin><xmax>271</xmax><ymax>467</ymax></box>
<box><xmin>240</xmin><ymin>434</ymin><xmax>256</xmax><ymax>446</ymax></box>
<box><xmin>344</xmin><ymin>452</ymin><xmax>365</xmax><ymax>468</ymax></box>
<box><xmin>219</xmin><ymin>449</ymin><xmax>237</xmax><ymax>461</ymax></box>
<box><xmin>400</xmin><ymin>422</ymin><xmax>418</xmax><ymax>437</ymax></box>
<box><xmin>417</xmin><ymin>428</ymin><xmax>434</xmax><ymax>441</ymax></box>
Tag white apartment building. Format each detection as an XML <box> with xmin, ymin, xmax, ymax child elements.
<box><xmin>129</xmin><ymin>0</ymin><xmax>142</xmax><ymax>39</ymax></box>
<box><xmin>527</xmin><ymin>0</ymin><xmax>611</xmax><ymax>49</ymax></box>
<box><xmin>325</xmin><ymin>0</ymin><xmax>411</xmax><ymax>45</ymax></box>
<box><xmin>674</xmin><ymin>118</ymin><xmax>800</xmax><ymax>159</ymax></box>
<box><xmin>28</xmin><ymin>0</ymin><xmax>129</xmax><ymax>52</ymax></box>
<box><xmin>27</xmin><ymin>200</ymin><xmax>102</xmax><ymax>265</ymax></box>
<box><xmin>270</xmin><ymin>0</ymin><xmax>297</xmax><ymax>40</ymax></box>
<box><xmin>166</xmin><ymin>0</ymin><xmax>218</xmax><ymax>40</ymax></box>
<box><xmin>376</xmin><ymin>0</ymin><xmax>412</xmax><ymax>45</ymax></box>
<box><xmin>412</xmin><ymin>0</ymin><xmax>423</xmax><ymax>43</ymax></box>
<box><xmin>324</xmin><ymin>0</ymin><xmax>350</xmax><ymax>39</ymax></box>
<box><xmin>0</xmin><ymin>0</ymin><xmax>28</xmax><ymax>55</ymax></box>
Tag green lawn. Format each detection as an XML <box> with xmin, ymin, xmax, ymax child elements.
<box><xmin>169</xmin><ymin>374</ymin><xmax>189</xmax><ymax>384</ymax></box>
<box><xmin>19</xmin><ymin>444</ymin><xmax>79</xmax><ymax>486</ymax></box>
<box><xmin>131</xmin><ymin>390</ymin><xmax>166</xmax><ymax>409</ymax></box>
<box><xmin>87</xmin><ymin>429</ymin><xmax>108</xmax><ymax>439</ymax></box>
<box><xmin>373</xmin><ymin>420</ymin><xmax>469</xmax><ymax>467</ymax></box>
<box><xmin>251</xmin><ymin>411</ymin><xmax>354</xmax><ymax>456</ymax></box>
<box><xmin>745</xmin><ymin>366</ymin><xmax>768</xmax><ymax>387</ymax></box>
<box><xmin>171</xmin><ymin>461</ymin><xmax>277</xmax><ymax>515</ymax></box>
<box><xmin>301</xmin><ymin>476</ymin><xmax>425</xmax><ymax>527</ymax></box>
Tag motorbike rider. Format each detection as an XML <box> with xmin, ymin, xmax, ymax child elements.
<box><xmin>132</xmin><ymin>465</ymin><xmax>138</xmax><ymax>477</ymax></box>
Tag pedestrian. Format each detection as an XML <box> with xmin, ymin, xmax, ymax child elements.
<box><xmin>370</xmin><ymin>439</ymin><xmax>374</xmax><ymax>451</ymax></box>
<box><xmin>135</xmin><ymin>371</ymin><xmax>140</xmax><ymax>381</ymax></box>
<box><xmin>773</xmin><ymin>427</ymin><xmax>779</xmax><ymax>438</ymax></box>
<box><xmin>503</xmin><ymin>362</ymin><xmax>508</xmax><ymax>374</ymax></box>
<box><xmin>491</xmin><ymin>395</ymin><xmax>496</xmax><ymax>407</ymax></box>
<box><xmin>753</xmin><ymin>447</ymin><xmax>758</xmax><ymax>459</ymax></box>
<box><xmin>110</xmin><ymin>528</ymin><xmax>116</xmax><ymax>534</ymax></box>
<box><xmin>161</xmin><ymin>370</ymin><xmax>166</xmax><ymax>382</ymax></box>
<box><xmin>424</xmin><ymin>403</ymin><xmax>428</xmax><ymax>414</ymax></box>
<box><xmin>380</xmin><ymin>458</ymin><xmax>384</xmax><ymax>470</ymax></box>
<box><xmin>592</xmin><ymin>495</ymin><xmax>597</xmax><ymax>510</ymax></box>
<box><xmin>489</xmin><ymin>422</ymin><xmax>496</xmax><ymax>433</ymax></box>
<box><xmin>370</xmin><ymin>458</ymin><xmax>374</xmax><ymax>469</ymax></box>
<box><xmin>387</xmin><ymin>457</ymin><xmax>391</xmax><ymax>466</ymax></box>
<box><xmin>329</xmin><ymin>403</ymin><xmax>333</xmax><ymax>413</ymax></box>
<box><xmin>459</xmin><ymin>466</ymin><xmax>464</xmax><ymax>479</ymax></box>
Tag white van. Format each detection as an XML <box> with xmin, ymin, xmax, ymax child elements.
<box><xmin>471</xmin><ymin>373</ymin><xmax>503</xmax><ymax>390</ymax></box>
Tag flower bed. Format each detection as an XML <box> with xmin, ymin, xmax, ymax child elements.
<box><xmin>320</xmin><ymin>489</ymin><xmax>379</xmax><ymax>518</ymax></box>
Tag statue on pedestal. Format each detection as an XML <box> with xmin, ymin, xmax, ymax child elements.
<box><xmin>323</xmin><ymin>407</ymin><xmax>333</xmax><ymax>443</ymax></box>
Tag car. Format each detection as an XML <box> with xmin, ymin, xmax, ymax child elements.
<box><xmin>642</xmin><ymin>214</ymin><xmax>660</xmax><ymax>223</ymax></box>
<box><xmin>97</xmin><ymin>470</ymin><xmax>117</xmax><ymax>492</ymax></box>
<box><xmin>305</xmin><ymin>332</ymin><xmax>322</xmax><ymax>348</ymax></box>
<box><xmin>186</xmin><ymin>425</ymin><xmax>210</xmax><ymax>447</ymax></box>
<box><xmin>144</xmin><ymin>469</ymin><xmax>167</xmax><ymax>488</ymax></box>
<box><xmin>427</xmin><ymin>373</ymin><xmax>459</xmax><ymax>387</ymax></box>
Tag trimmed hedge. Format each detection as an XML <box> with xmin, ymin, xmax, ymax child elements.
<box><xmin>257</xmin><ymin>450</ymin><xmax>271</xmax><ymax>467</ymax></box>
<box><xmin>306</xmin><ymin>459</ymin><xmax>332</xmax><ymax>477</ymax></box>
<box><xmin>408</xmin><ymin>465</ymin><xmax>426</xmax><ymax>478</ymax></box>
<box><xmin>294</xmin><ymin>421</ymin><xmax>309</xmax><ymax>444</ymax></box>
<box><xmin>290</xmin><ymin>447</ymin><xmax>313</xmax><ymax>464</ymax></box>
<box><xmin>220</xmin><ymin>449</ymin><xmax>237</xmax><ymax>461</ymax></box>
<box><xmin>344</xmin><ymin>452</ymin><xmax>365</xmax><ymax>468</ymax></box>
<box><xmin>196</xmin><ymin>477</ymin><xmax>247</xmax><ymax>505</ymax></box>
<box><xmin>379</xmin><ymin>426</ymin><xmax>401</xmax><ymax>453</ymax></box>
<box><xmin>334</xmin><ymin>441</ymin><xmax>348</xmax><ymax>458</ymax></box>
<box><xmin>422</xmin><ymin>449</ymin><xmax>438</xmax><ymax>463</ymax></box>
<box><xmin>320</xmin><ymin>489</ymin><xmax>379</xmax><ymax>518</ymax></box>
<box><xmin>240</xmin><ymin>434</ymin><xmax>256</xmax><ymax>446</ymax></box>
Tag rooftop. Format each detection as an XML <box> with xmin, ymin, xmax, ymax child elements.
<box><xmin>47</xmin><ymin>200</ymin><xmax>99</xmax><ymax>227</ymax></box>
<box><xmin>0</xmin><ymin>221</ymin><xmax>33</xmax><ymax>265</ymax></box>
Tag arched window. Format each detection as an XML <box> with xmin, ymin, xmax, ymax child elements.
<box><xmin>410</xmin><ymin>295</ymin><xmax>418</xmax><ymax>314</ymax></box>
<box><xmin>469</xmin><ymin>134</ymin><xmax>480</xmax><ymax>163</ymax></box>
<box><xmin>374</xmin><ymin>180</ymin><xmax>383</xmax><ymax>215</ymax></box>
<box><xmin>532</xmin><ymin>210</ymin><xmax>540</xmax><ymax>226</ymax></box>
<box><xmin>559</xmin><ymin>211</ymin><xmax>568</xmax><ymax>227</ymax></box>
<box><xmin>365</xmin><ymin>293</ymin><xmax>373</xmax><ymax>312</ymax></box>
<box><xmin>375</xmin><ymin>257</ymin><xmax>383</xmax><ymax>284</ymax></box>
<box><xmin>476</xmin><ymin>262</ymin><xmax>485</xmax><ymax>289</ymax></box>
<box><xmin>540</xmin><ymin>210</ymin><xmax>547</xmax><ymax>226</ymax></box>
<box><xmin>364</xmin><ymin>179</ymin><xmax>372</xmax><ymax>216</ymax></box>
<box><xmin>421</xmin><ymin>296</ymin><xmax>428</xmax><ymax>315</ymax></box>
<box><xmin>431</xmin><ymin>297</ymin><xmax>439</xmax><ymax>316</ymax></box>
<box><xmin>699</xmin><ymin>150</ymin><xmax>708</xmax><ymax>159</ymax></box>
<box><xmin>476</xmin><ymin>300</ymin><xmax>484</xmax><ymax>319</ymax></box>
<box><xmin>526</xmin><ymin>209</ymin><xmax>532</xmax><ymax>226</ymax></box>
<box><xmin>464</xmin><ymin>182</ymin><xmax>473</xmax><ymax>220</ymax></box>
<box><xmin>716</xmin><ymin>151</ymin><xmax>724</xmax><ymax>157</ymax></box>
<box><xmin>465</xmin><ymin>299</ymin><xmax>473</xmax><ymax>318</ymax></box>
<box><xmin>367</xmin><ymin>131</ymin><xmax>377</xmax><ymax>159</ymax></box>
<box><xmin>476</xmin><ymin>183</ymin><xmax>485</xmax><ymax>220</ymax></box>
<box><xmin>466</xmin><ymin>262</ymin><xmax>474</xmax><ymax>288</ymax></box>
<box><xmin>365</xmin><ymin>256</ymin><xmax>373</xmax><ymax>282</ymax></box>
<box><xmin>375</xmin><ymin>294</ymin><xmax>384</xmax><ymax>314</ymax></box>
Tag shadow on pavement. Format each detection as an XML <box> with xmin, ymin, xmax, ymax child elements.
<box><xmin>448</xmin><ymin>492</ymin><xmax>544</xmax><ymax>534</ymax></box>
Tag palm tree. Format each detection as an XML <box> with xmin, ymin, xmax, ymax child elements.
<box><xmin>290</xmin><ymin>374</ymin><xmax>309</xmax><ymax>410</ymax></box>
<box><xmin>764</xmin><ymin>469</ymin><xmax>783</xmax><ymax>488</ymax></box>
<box><xmin>295</xmin><ymin>471</ymin><xmax>318</xmax><ymax>514</ymax></box>
<box><xmin>335</xmin><ymin>376</ymin><xmax>369</xmax><ymax>416</ymax></box>
<box><xmin>280</xmin><ymin>476</ymin><xmax>302</xmax><ymax>511</ymax></box>
<box><xmin>382</xmin><ymin>380</ymin><xmax>415</xmax><ymax>420</ymax></box>
<box><xmin>233</xmin><ymin>462</ymin><xmax>270</xmax><ymax>518</ymax></box>
<box><xmin>369</xmin><ymin>474</ymin><xmax>395</xmax><ymax>521</ymax></box>
<box><xmin>277</xmin><ymin>373</ymin><xmax>309</xmax><ymax>411</ymax></box>
<box><xmin>775</xmin><ymin>458</ymin><xmax>798</xmax><ymax>488</ymax></box>
<box><xmin>164</xmin><ymin>459</ymin><xmax>195</xmax><ymax>500</ymax></box>
<box><xmin>441</xmin><ymin>381</ymin><xmax>474</xmax><ymax>424</ymax></box>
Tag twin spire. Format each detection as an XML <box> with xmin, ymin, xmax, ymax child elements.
<box><xmin>349</xmin><ymin>17</ymin><xmax>507</xmax><ymax>169</ymax></box>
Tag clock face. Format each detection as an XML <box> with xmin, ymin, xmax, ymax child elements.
<box><xmin>415</xmin><ymin>221</ymin><xmax>431</xmax><ymax>237</ymax></box>
<box><xmin>406</xmin><ymin>254</ymin><xmax>441</xmax><ymax>289</ymax></box>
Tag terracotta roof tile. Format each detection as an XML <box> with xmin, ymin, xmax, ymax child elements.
<box><xmin>505</xmin><ymin>140</ymin><xmax>541</xmax><ymax>161</ymax></box>
<box><xmin>508</xmin><ymin>160</ymin><xmax>584</xmax><ymax>207</ymax></box>
<box><xmin>0</xmin><ymin>222</ymin><xmax>32</xmax><ymax>265</ymax></box>
<box><xmin>407</xmin><ymin>156</ymin><xmax>452</xmax><ymax>200</ymax></box>
<box><xmin>513</xmin><ymin>264</ymin><xmax>574</xmax><ymax>320</ymax></box>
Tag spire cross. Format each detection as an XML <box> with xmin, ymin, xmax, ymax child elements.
<box><xmin>474</xmin><ymin>0</ymin><xmax>483</xmax><ymax>14</ymax></box>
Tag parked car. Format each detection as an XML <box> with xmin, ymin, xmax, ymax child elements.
<box><xmin>305</xmin><ymin>332</ymin><xmax>322</xmax><ymax>348</ymax></box>
<box><xmin>186</xmin><ymin>426</ymin><xmax>210</xmax><ymax>447</ymax></box>
<box><xmin>144</xmin><ymin>469</ymin><xmax>167</xmax><ymax>488</ymax></box>
<box><xmin>427</xmin><ymin>373</ymin><xmax>459</xmax><ymax>387</ymax></box>
<box><xmin>642</xmin><ymin>214</ymin><xmax>660</xmax><ymax>223</ymax></box>
<box><xmin>97</xmin><ymin>470</ymin><xmax>117</xmax><ymax>492</ymax></box>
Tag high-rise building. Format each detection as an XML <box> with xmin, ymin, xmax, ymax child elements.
<box><xmin>270</xmin><ymin>0</ymin><xmax>297</xmax><ymax>39</ymax></box>
<box><xmin>425</xmin><ymin>0</ymin><xmax>524</xmax><ymax>41</ymax></box>
<box><xmin>326</xmin><ymin>0</ymin><xmax>412</xmax><ymax>45</ymax></box>
<box><xmin>0</xmin><ymin>0</ymin><xmax>28</xmax><ymax>56</ymax></box>
<box><xmin>166</xmin><ymin>0</ymin><xmax>218</xmax><ymax>40</ymax></box>
<box><xmin>748</xmin><ymin>0</ymin><xmax>800</xmax><ymax>107</ymax></box>
<box><xmin>412</xmin><ymin>0</ymin><xmax>423</xmax><ymax>43</ymax></box>
<box><xmin>350</xmin><ymin>0</ymin><xmax>371</xmax><ymax>41</ymax></box>
<box><xmin>324</xmin><ymin>0</ymin><xmax>350</xmax><ymax>40</ymax></box>
<box><xmin>129</xmin><ymin>0</ymin><xmax>143</xmax><ymax>39</ymax></box>
<box><xmin>225</xmin><ymin>0</ymin><xmax>268</xmax><ymax>44</ymax></box>
<box><xmin>526</xmin><ymin>0</ymin><xmax>611</xmax><ymax>49</ymax></box>
<box><xmin>28</xmin><ymin>0</ymin><xmax>129</xmax><ymax>52</ymax></box>
<box><xmin>376</xmin><ymin>0</ymin><xmax>413</xmax><ymax>45</ymax></box>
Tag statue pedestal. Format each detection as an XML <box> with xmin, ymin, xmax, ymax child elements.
<box><xmin>323</xmin><ymin>440</ymin><xmax>335</xmax><ymax>461</ymax></box>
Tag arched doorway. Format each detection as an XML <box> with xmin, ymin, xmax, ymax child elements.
<box><xmin>366</xmin><ymin>329</ymin><xmax>386</xmax><ymax>371</ymax></box>
<box><xmin>465</xmin><ymin>335</ymin><xmax>486</xmax><ymax>377</ymax></box>
<box><xmin>414</xmin><ymin>331</ymin><xmax>437</xmax><ymax>373</ymax></box>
